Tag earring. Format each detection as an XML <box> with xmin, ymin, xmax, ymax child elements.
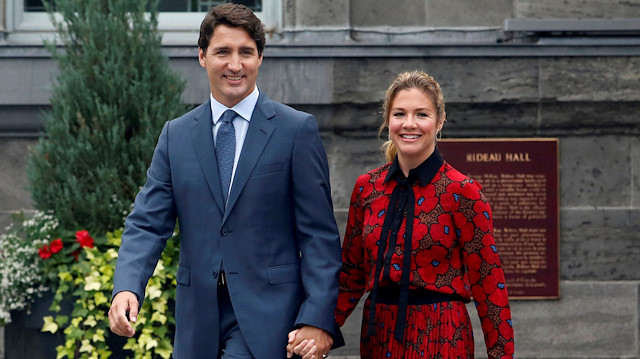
<box><xmin>436</xmin><ymin>130</ymin><xmax>442</xmax><ymax>141</ymax></box>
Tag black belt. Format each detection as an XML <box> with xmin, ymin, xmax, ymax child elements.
<box><xmin>370</xmin><ymin>285</ymin><xmax>463</xmax><ymax>306</ymax></box>
<box><xmin>367</xmin><ymin>285</ymin><xmax>463</xmax><ymax>342</ymax></box>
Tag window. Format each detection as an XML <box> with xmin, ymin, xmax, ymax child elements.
<box><xmin>24</xmin><ymin>0</ymin><xmax>262</xmax><ymax>13</ymax></box>
<box><xmin>7</xmin><ymin>0</ymin><xmax>280</xmax><ymax>44</ymax></box>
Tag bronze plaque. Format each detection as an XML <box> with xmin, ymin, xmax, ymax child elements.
<box><xmin>438</xmin><ymin>138</ymin><xmax>559</xmax><ymax>299</ymax></box>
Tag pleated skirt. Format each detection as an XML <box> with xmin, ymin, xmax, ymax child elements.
<box><xmin>360</xmin><ymin>298</ymin><xmax>474</xmax><ymax>359</ymax></box>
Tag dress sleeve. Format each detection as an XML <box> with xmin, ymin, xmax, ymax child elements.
<box><xmin>335</xmin><ymin>176</ymin><xmax>368</xmax><ymax>326</ymax></box>
<box><xmin>456</xmin><ymin>181</ymin><xmax>515</xmax><ymax>359</ymax></box>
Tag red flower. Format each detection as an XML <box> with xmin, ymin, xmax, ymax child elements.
<box><xmin>38</xmin><ymin>245</ymin><xmax>52</xmax><ymax>259</ymax></box>
<box><xmin>75</xmin><ymin>230</ymin><xmax>94</xmax><ymax>248</ymax></box>
<box><xmin>50</xmin><ymin>238</ymin><xmax>63</xmax><ymax>254</ymax></box>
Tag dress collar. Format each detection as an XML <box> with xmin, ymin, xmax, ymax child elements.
<box><xmin>384</xmin><ymin>147</ymin><xmax>444</xmax><ymax>186</ymax></box>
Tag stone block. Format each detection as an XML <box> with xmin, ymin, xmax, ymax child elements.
<box><xmin>259</xmin><ymin>59</ymin><xmax>334</xmax><ymax>105</ymax></box>
<box><xmin>333</xmin><ymin>58</ymin><xmax>539</xmax><ymax>104</ymax></box>
<box><xmin>0</xmin><ymin>105</ymin><xmax>47</xmax><ymax>134</ymax></box>
<box><xmin>540</xmin><ymin>101</ymin><xmax>640</xmax><ymax>136</ymax></box>
<box><xmin>634</xmin><ymin>137</ymin><xmax>640</xmax><ymax>209</ymax></box>
<box><xmin>0</xmin><ymin>58</ymin><xmax>57</xmax><ymax>105</ymax></box>
<box><xmin>444</xmin><ymin>103</ymin><xmax>539</xmax><ymax>137</ymax></box>
<box><xmin>540</xmin><ymin>57</ymin><xmax>640</xmax><ymax>102</ymax></box>
<box><xmin>426</xmin><ymin>0</ymin><xmax>513</xmax><ymax>26</ymax></box>
<box><xmin>515</xmin><ymin>0</ymin><xmax>640</xmax><ymax>18</ymax></box>
<box><xmin>350</xmin><ymin>0</ymin><xmax>426</xmax><ymax>27</ymax></box>
<box><xmin>294</xmin><ymin>103</ymin><xmax>381</xmax><ymax>132</ymax></box>
<box><xmin>559</xmin><ymin>136</ymin><xmax>631</xmax><ymax>207</ymax></box>
<box><xmin>169</xmin><ymin>58</ymin><xmax>210</xmax><ymax>106</ymax></box>
<box><xmin>282</xmin><ymin>0</ymin><xmax>295</xmax><ymax>29</ymax></box>
<box><xmin>322</xmin><ymin>134</ymin><xmax>386</xmax><ymax>209</ymax></box>
<box><xmin>0</xmin><ymin>139</ymin><xmax>37</xmax><ymax>211</ymax></box>
<box><xmin>560</xmin><ymin>208</ymin><xmax>640</xmax><ymax>280</ymax></box>
<box><xmin>469</xmin><ymin>281</ymin><xmax>638</xmax><ymax>358</ymax></box>
<box><xmin>171</xmin><ymin>57</ymin><xmax>334</xmax><ymax>107</ymax></box>
<box><xmin>294</xmin><ymin>0</ymin><xmax>349</xmax><ymax>27</ymax></box>
<box><xmin>308</xmin><ymin>102</ymin><xmax>540</xmax><ymax>137</ymax></box>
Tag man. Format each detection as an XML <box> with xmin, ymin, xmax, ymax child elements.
<box><xmin>108</xmin><ymin>4</ymin><xmax>343</xmax><ymax>358</ymax></box>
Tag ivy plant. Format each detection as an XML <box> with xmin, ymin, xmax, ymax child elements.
<box><xmin>43</xmin><ymin>229</ymin><xmax>179</xmax><ymax>359</ymax></box>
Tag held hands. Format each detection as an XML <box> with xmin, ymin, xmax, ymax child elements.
<box><xmin>287</xmin><ymin>326</ymin><xmax>333</xmax><ymax>359</ymax></box>
<box><xmin>108</xmin><ymin>291</ymin><xmax>139</xmax><ymax>337</ymax></box>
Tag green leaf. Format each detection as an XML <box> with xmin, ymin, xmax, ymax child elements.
<box><xmin>79</xmin><ymin>339</ymin><xmax>94</xmax><ymax>353</ymax></box>
<box><xmin>83</xmin><ymin>315</ymin><xmax>97</xmax><ymax>327</ymax></box>
<box><xmin>55</xmin><ymin>315</ymin><xmax>69</xmax><ymax>327</ymax></box>
<box><xmin>42</xmin><ymin>316</ymin><xmax>59</xmax><ymax>333</ymax></box>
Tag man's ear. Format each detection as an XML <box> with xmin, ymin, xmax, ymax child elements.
<box><xmin>198</xmin><ymin>48</ymin><xmax>206</xmax><ymax>68</ymax></box>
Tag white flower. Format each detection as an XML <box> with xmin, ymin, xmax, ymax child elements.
<box><xmin>0</xmin><ymin>210</ymin><xmax>56</xmax><ymax>325</ymax></box>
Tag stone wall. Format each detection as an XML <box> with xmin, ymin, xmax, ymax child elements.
<box><xmin>2</xmin><ymin>0</ymin><xmax>640</xmax><ymax>358</ymax></box>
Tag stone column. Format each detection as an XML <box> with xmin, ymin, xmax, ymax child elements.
<box><xmin>0</xmin><ymin>0</ymin><xmax>6</xmax><ymax>41</ymax></box>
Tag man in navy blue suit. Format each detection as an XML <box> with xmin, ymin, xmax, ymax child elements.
<box><xmin>108</xmin><ymin>4</ymin><xmax>343</xmax><ymax>358</ymax></box>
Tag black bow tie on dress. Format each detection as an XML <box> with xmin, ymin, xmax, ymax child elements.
<box><xmin>367</xmin><ymin>175</ymin><xmax>416</xmax><ymax>343</ymax></box>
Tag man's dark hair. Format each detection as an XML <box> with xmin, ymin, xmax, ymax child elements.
<box><xmin>198</xmin><ymin>3</ymin><xmax>266</xmax><ymax>56</ymax></box>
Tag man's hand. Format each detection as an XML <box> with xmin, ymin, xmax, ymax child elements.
<box><xmin>287</xmin><ymin>326</ymin><xmax>333</xmax><ymax>359</ymax></box>
<box><xmin>108</xmin><ymin>291</ymin><xmax>139</xmax><ymax>337</ymax></box>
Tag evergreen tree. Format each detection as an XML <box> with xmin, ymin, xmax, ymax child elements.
<box><xmin>27</xmin><ymin>0</ymin><xmax>187</xmax><ymax>234</ymax></box>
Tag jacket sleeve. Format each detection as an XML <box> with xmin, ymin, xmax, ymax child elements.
<box><xmin>112</xmin><ymin>121</ymin><xmax>177</xmax><ymax>305</ymax></box>
<box><xmin>290</xmin><ymin>115</ymin><xmax>343</xmax><ymax>340</ymax></box>
<box><xmin>456</xmin><ymin>180</ymin><xmax>514</xmax><ymax>359</ymax></box>
<box><xmin>335</xmin><ymin>176</ymin><xmax>368</xmax><ymax>326</ymax></box>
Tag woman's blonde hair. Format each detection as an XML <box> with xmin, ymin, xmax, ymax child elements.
<box><xmin>378</xmin><ymin>70</ymin><xmax>446</xmax><ymax>162</ymax></box>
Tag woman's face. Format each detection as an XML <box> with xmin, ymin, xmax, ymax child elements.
<box><xmin>388</xmin><ymin>88</ymin><xmax>443</xmax><ymax>169</ymax></box>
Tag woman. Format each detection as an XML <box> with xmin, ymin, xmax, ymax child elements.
<box><xmin>291</xmin><ymin>70</ymin><xmax>514</xmax><ymax>359</ymax></box>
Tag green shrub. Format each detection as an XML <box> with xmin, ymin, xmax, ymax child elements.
<box><xmin>27</xmin><ymin>0</ymin><xmax>187</xmax><ymax>234</ymax></box>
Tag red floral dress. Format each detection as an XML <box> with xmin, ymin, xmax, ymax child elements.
<box><xmin>336</xmin><ymin>149</ymin><xmax>514</xmax><ymax>359</ymax></box>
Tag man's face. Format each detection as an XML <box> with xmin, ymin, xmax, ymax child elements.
<box><xmin>198</xmin><ymin>24</ymin><xmax>263</xmax><ymax>107</ymax></box>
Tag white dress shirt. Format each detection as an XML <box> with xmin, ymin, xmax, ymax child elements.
<box><xmin>210</xmin><ymin>86</ymin><xmax>259</xmax><ymax>196</ymax></box>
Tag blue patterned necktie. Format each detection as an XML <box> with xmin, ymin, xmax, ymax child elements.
<box><xmin>216</xmin><ymin>109</ymin><xmax>236</xmax><ymax>205</ymax></box>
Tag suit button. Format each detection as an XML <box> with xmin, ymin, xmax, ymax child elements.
<box><xmin>212</xmin><ymin>271</ymin><xmax>218</xmax><ymax>279</ymax></box>
<box><xmin>221</xmin><ymin>228</ymin><xmax>230</xmax><ymax>236</ymax></box>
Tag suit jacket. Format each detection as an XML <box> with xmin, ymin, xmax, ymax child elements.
<box><xmin>113</xmin><ymin>92</ymin><xmax>343</xmax><ymax>358</ymax></box>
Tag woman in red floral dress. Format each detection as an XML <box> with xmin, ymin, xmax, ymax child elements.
<box><xmin>292</xmin><ymin>70</ymin><xmax>514</xmax><ymax>359</ymax></box>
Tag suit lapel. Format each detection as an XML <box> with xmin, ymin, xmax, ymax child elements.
<box><xmin>190</xmin><ymin>101</ymin><xmax>226</xmax><ymax>214</ymax></box>
<box><xmin>223</xmin><ymin>95</ymin><xmax>276</xmax><ymax>222</ymax></box>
